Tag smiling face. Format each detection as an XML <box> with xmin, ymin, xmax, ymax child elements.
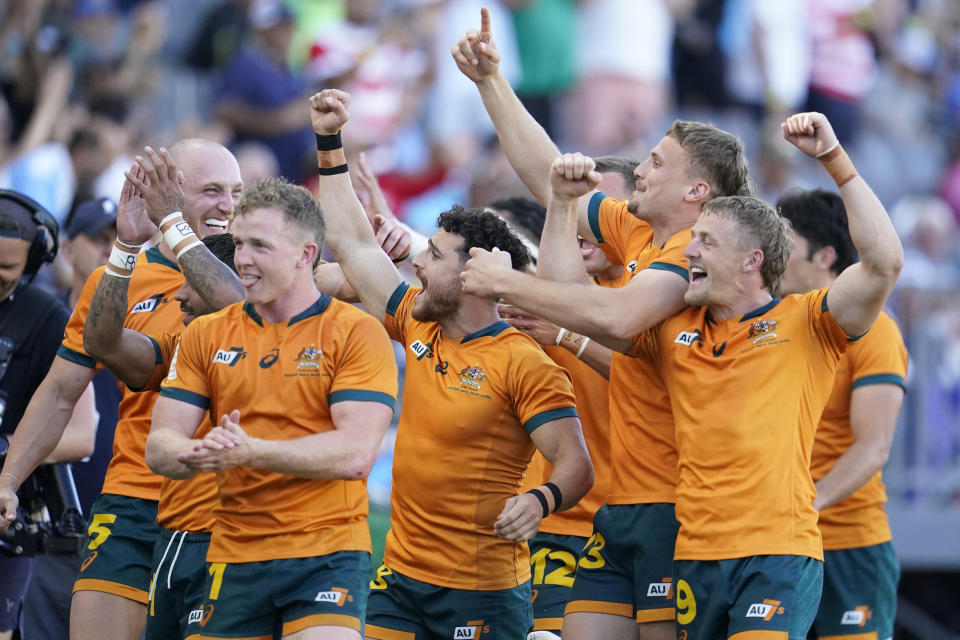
<box><xmin>410</xmin><ymin>229</ymin><xmax>465</xmax><ymax>322</ymax></box>
<box><xmin>174</xmin><ymin>142</ymin><xmax>244</xmax><ymax>239</ymax></box>
<box><xmin>683</xmin><ymin>212</ymin><xmax>753</xmax><ymax>308</ymax></box>
<box><xmin>579</xmin><ymin>237</ymin><xmax>612</xmax><ymax>275</ymax></box>
<box><xmin>232</xmin><ymin>206</ymin><xmax>311</xmax><ymax>306</ymax></box>
<box><xmin>626</xmin><ymin>135</ymin><xmax>696</xmax><ymax>221</ymax></box>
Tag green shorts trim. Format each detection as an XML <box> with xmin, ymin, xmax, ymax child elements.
<box><xmin>146</xmin><ymin>529</ymin><xmax>211</xmax><ymax>640</ymax></box>
<box><xmin>366</xmin><ymin>564</ymin><xmax>532</xmax><ymax>640</ymax></box>
<box><xmin>565</xmin><ymin>503</ymin><xmax>679</xmax><ymax>623</ymax></box>
<box><xmin>73</xmin><ymin>493</ymin><xmax>160</xmax><ymax>603</ymax></box>
<box><xmin>184</xmin><ymin>551</ymin><xmax>370</xmax><ymax>639</ymax></box>
<box><xmin>674</xmin><ymin>555</ymin><xmax>822</xmax><ymax>639</ymax></box>
<box><xmin>811</xmin><ymin>542</ymin><xmax>899</xmax><ymax>639</ymax></box>
<box><xmin>528</xmin><ymin>532</ymin><xmax>588</xmax><ymax>632</ymax></box>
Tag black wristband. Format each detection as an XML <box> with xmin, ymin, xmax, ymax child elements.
<box><xmin>315</xmin><ymin>132</ymin><xmax>343</xmax><ymax>151</ymax></box>
<box><xmin>317</xmin><ymin>164</ymin><xmax>349</xmax><ymax>176</ymax></box>
<box><xmin>543</xmin><ymin>482</ymin><xmax>563</xmax><ymax>511</ymax></box>
<box><xmin>525</xmin><ymin>488</ymin><xmax>550</xmax><ymax>519</ymax></box>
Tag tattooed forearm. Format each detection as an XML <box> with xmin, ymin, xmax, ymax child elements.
<box><xmin>178</xmin><ymin>245</ymin><xmax>243</xmax><ymax>310</ymax></box>
<box><xmin>84</xmin><ymin>274</ymin><xmax>130</xmax><ymax>357</ymax></box>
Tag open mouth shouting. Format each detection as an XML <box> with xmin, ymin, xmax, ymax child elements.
<box><xmin>204</xmin><ymin>218</ymin><xmax>229</xmax><ymax>234</ymax></box>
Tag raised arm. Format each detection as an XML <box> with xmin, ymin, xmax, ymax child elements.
<box><xmin>175</xmin><ymin>401</ymin><xmax>393</xmax><ymax>480</ymax></box>
<box><xmin>537</xmin><ymin>153</ymin><xmax>602</xmax><ymax>284</ymax></box>
<box><xmin>309</xmin><ymin>89</ymin><xmax>403</xmax><ymax>321</ymax></box>
<box><xmin>125</xmin><ymin>146</ymin><xmax>244</xmax><ymax>310</ymax></box>
<box><xmin>781</xmin><ymin>113</ymin><xmax>904</xmax><ymax>336</ymax></box>
<box><xmin>494</xmin><ymin>416</ymin><xmax>593</xmax><ymax>542</ymax></box>
<box><xmin>84</xmin><ymin>167</ymin><xmax>167</xmax><ymax>389</ymax></box>
<box><xmin>451</xmin><ymin>7</ymin><xmax>598</xmax><ymax>242</ymax></box>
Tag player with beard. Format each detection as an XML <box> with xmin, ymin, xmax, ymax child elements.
<box><xmin>309</xmin><ymin>89</ymin><xmax>593</xmax><ymax>640</ymax></box>
<box><xmin>625</xmin><ymin>113</ymin><xmax>902</xmax><ymax>639</ymax></box>
<box><xmin>0</xmin><ymin>140</ymin><xmax>243</xmax><ymax>640</ymax></box>
<box><xmin>453</xmin><ymin>10</ymin><xmax>750</xmax><ymax>639</ymax></box>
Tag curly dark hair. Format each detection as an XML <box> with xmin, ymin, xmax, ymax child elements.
<box><xmin>437</xmin><ymin>205</ymin><xmax>532</xmax><ymax>272</ymax></box>
<box><xmin>202</xmin><ymin>232</ymin><xmax>238</xmax><ymax>275</ymax></box>
<box><xmin>776</xmin><ymin>189</ymin><xmax>857</xmax><ymax>275</ymax></box>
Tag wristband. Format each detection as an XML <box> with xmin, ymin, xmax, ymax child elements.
<box><xmin>814</xmin><ymin>141</ymin><xmax>839</xmax><ymax>158</ymax></box>
<box><xmin>106</xmin><ymin>239</ymin><xmax>141</xmax><ymax>278</ymax></box>
<box><xmin>0</xmin><ymin>472</ymin><xmax>19</xmax><ymax>484</ymax></box>
<box><xmin>543</xmin><ymin>482</ymin><xmax>563</xmax><ymax>511</ymax></box>
<box><xmin>575</xmin><ymin>336</ymin><xmax>591</xmax><ymax>358</ymax></box>
<box><xmin>555</xmin><ymin>328</ymin><xmax>567</xmax><ymax>346</ymax></box>
<box><xmin>159</xmin><ymin>212</ymin><xmax>199</xmax><ymax>257</ymax></box>
<box><xmin>818</xmin><ymin>144</ymin><xmax>858</xmax><ymax>187</ymax></box>
<box><xmin>176</xmin><ymin>239</ymin><xmax>203</xmax><ymax>259</ymax></box>
<box><xmin>525</xmin><ymin>488</ymin><xmax>550</xmax><ymax>519</ymax></box>
<box><xmin>316</xmin><ymin>132</ymin><xmax>348</xmax><ymax>175</ymax></box>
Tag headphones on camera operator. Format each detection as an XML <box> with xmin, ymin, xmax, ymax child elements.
<box><xmin>0</xmin><ymin>188</ymin><xmax>60</xmax><ymax>282</ymax></box>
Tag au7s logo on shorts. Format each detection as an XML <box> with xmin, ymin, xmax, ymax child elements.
<box><xmin>453</xmin><ymin>620</ymin><xmax>489</xmax><ymax>639</ymax></box>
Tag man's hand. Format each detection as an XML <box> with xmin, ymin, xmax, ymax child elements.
<box><xmin>460</xmin><ymin>247</ymin><xmax>513</xmax><ymax>298</ymax></box>
<box><xmin>124</xmin><ymin>146</ymin><xmax>186</xmax><ymax>225</ymax></box>
<box><xmin>177</xmin><ymin>410</ymin><xmax>255</xmax><ymax>472</ymax></box>
<box><xmin>116</xmin><ymin>163</ymin><xmax>157</xmax><ymax>246</ymax></box>
<box><xmin>309</xmin><ymin>89</ymin><xmax>351</xmax><ymax>136</ymax></box>
<box><xmin>781</xmin><ymin>112</ymin><xmax>839</xmax><ymax>158</ymax></box>
<box><xmin>549</xmin><ymin>153</ymin><xmax>602</xmax><ymax>201</ymax></box>
<box><xmin>494</xmin><ymin>493</ymin><xmax>543</xmax><ymax>542</ymax></box>
<box><xmin>373</xmin><ymin>215</ymin><xmax>411</xmax><ymax>263</ymax></box>
<box><xmin>0</xmin><ymin>484</ymin><xmax>19</xmax><ymax>532</ymax></box>
<box><xmin>498</xmin><ymin>302</ymin><xmax>560</xmax><ymax>346</ymax></box>
<box><xmin>451</xmin><ymin>6</ymin><xmax>501</xmax><ymax>83</ymax></box>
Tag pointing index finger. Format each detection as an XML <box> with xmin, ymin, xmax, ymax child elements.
<box><xmin>480</xmin><ymin>6</ymin><xmax>491</xmax><ymax>38</ymax></box>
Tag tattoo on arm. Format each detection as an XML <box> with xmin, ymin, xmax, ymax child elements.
<box><xmin>87</xmin><ymin>275</ymin><xmax>130</xmax><ymax>343</ymax></box>
<box><xmin>178</xmin><ymin>247</ymin><xmax>243</xmax><ymax>311</ymax></box>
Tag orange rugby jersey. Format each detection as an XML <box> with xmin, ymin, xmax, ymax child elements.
<box><xmin>383</xmin><ymin>283</ymin><xmax>579</xmax><ymax>590</ymax></box>
<box><xmin>521</xmin><ymin>268</ymin><xmax>622</xmax><ymax>538</ymax></box>
<box><xmin>143</xmin><ymin>331</ymin><xmax>218</xmax><ymax>532</ymax></box>
<box><xmin>160</xmin><ymin>296</ymin><xmax>398</xmax><ymax>563</ymax></box>
<box><xmin>588</xmin><ymin>193</ymin><xmax>688</xmax><ymax>504</ymax></box>
<box><xmin>57</xmin><ymin>247</ymin><xmax>185</xmax><ymax>501</ymax></box>
<box><xmin>630</xmin><ymin>289</ymin><xmax>850</xmax><ymax>561</ymax></box>
<box><xmin>812</xmin><ymin>310</ymin><xmax>907</xmax><ymax>550</ymax></box>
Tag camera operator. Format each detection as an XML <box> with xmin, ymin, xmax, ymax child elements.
<box><xmin>0</xmin><ymin>190</ymin><xmax>96</xmax><ymax>640</ymax></box>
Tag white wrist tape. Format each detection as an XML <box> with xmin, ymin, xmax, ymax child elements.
<box><xmin>555</xmin><ymin>328</ymin><xmax>567</xmax><ymax>346</ymax></box>
<box><xmin>159</xmin><ymin>212</ymin><xmax>198</xmax><ymax>258</ymax></box>
<box><xmin>815</xmin><ymin>141</ymin><xmax>840</xmax><ymax>159</ymax></box>
<box><xmin>106</xmin><ymin>241</ymin><xmax>141</xmax><ymax>277</ymax></box>
<box><xmin>575</xmin><ymin>336</ymin><xmax>591</xmax><ymax>358</ymax></box>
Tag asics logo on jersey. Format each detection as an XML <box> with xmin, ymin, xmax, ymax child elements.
<box><xmin>409</xmin><ymin>340</ymin><xmax>433</xmax><ymax>360</ymax></box>
<box><xmin>646</xmin><ymin>579</ymin><xmax>673</xmax><ymax>598</ymax></box>
<box><xmin>745</xmin><ymin>599</ymin><xmax>784</xmax><ymax>620</ymax></box>
<box><xmin>841</xmin><ymin>606</ymin><xmax>871</xmax><ymax>626</ymax></box>
<box><xmin>674</xmin><ymin>330</ymin><xmax>701</xmax><ymax>346</ymax></box>
<box><xmin>212</xmin><ymin>347</ymin><xmax>246</xmax><ymax>366</ymax></box>
<box><xmin>453</xmin><ymin>620</ymin><xmax>489</xmax><ymax>639</ymax></box>
<box><xmin>130</xmin><ymin>293</ymin><xmax>165</xmax><ymax>314</ymax></box>
<box><xmin>259</xmin><ymin>348</ymin><xmax>279</xmax><ymax>369</ymax></box>
<box><xmin>627</xmin><ymin>260</ymin><xmax>638</xmax><ymax>273</ymax></box>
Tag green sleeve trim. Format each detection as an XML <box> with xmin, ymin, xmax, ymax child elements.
<box><xmin>56</xmin><ymin>344</ymin><xmax>96</xmax><ymax>368</ymax></box>
<box><xmin>851</xmin><ymin>373</ymin><xmax>906</xmax><ymax>391</ymax></box>
<box><xmin>159</xmin><ymin>387</ymin><xmax>210</xmax><ymax>410</ymax></box>
<box><xmin>587</xmin><ymin>192</ymin><xmax>607</xmax><ymax>244</ymax></box>
<box><xmin>385</xmin><ymin>283</ymin><xmax>410</xmax><ymax>317</ymax></box>
<box><xmin>645</xmin><ymin>262</ymin><xmax>689</xmax><ymax>281</ymax></box>
<box><xmin>148</xmin><ymin>336</ymin><xmax>164</xmax><ymax>364</ymax></box>
<box><xmin>523</xmin><ymin>407</ymin><xmax>579</xmax><ymax>434</ymax></box>
<box><xmin>329</xmin><ymin>389</ymin><xmax>396</xmax><ymax>410</ymax></box>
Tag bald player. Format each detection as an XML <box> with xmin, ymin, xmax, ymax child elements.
<box><xmin>0</xmin><ymin>139</ymin><xmax>243</xmax><ymax>640</ymax></box>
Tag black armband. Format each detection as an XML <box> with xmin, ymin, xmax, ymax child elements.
<box><xmin>315</xmin><ymin>132</ymin><xmax>343</xmax><ymax>151</ymax></box>
<box><xmin>543</xmin><ymin>482</ymin><xmax>563</xmax><ymax>511</ymax></box>
<box><xmin>525</xmin><ymin>488</ymin><xmax>550</xmax><ymax>519</ymax></box>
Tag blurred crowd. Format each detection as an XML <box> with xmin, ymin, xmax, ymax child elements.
<box><xmin>2</xmin><ymin>0</ymin><xmax>959</xmax><ymax>505</ymax></box>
